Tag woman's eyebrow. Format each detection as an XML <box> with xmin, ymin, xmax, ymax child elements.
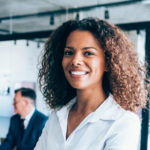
<box><xmin>64</xmin><ymin>46</ymin><xmax>74</xmax><ymax>50</ymax></box>
<box><xmin>64</xmin><ymin>46</ymin><xmax>97</xmax><ymax>51</ymax></box>
<box><xmin>83</xmin><ymin>47</ymin><xmax>97</xmax><ymax>51</ymax></box>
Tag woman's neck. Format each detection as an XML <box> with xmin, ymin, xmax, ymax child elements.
<box><xmin>75</xmin><ymin>88</ymin><xmax>106</xmax><ymax>114</ymax></box>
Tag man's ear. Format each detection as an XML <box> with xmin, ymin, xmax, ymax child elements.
<box><xmin>24</xmin><ymin>98</ymin><xmax>29</xmax><ymax>106</ymax></box>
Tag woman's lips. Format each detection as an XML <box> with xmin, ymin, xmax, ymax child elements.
<box><xmin>69</xmin><ymin>70</ymin><xmax>88</xmax><ymax>78</ymax></box>
<box><xmin>70</xmin><ymin>71</ymin><xmax>87</xmax><ymax>75</ymax></box>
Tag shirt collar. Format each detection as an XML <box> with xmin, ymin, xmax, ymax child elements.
<box><xmin>56</xmin><ymin>94</ymin><xmax>125</xmax><ymax>123</ymax></box>
<box><xmin>56</xmin><ymin>97</ymin><xmax>76</xmax><ymax>121</ymax></box>
<box><xmin>89</xmin><ymin>94</ymin><xmax>125</xmax><ymax>122</ymax></box>
<box><xmin>24</xmin><ymin>107</ymin><xmax>35</xmax><ymax>121</ymax></box>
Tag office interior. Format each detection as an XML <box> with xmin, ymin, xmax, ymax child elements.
<box><xmin>0</xmin><ymin>0</ymin><xmax>149</xmax><ymax>149</ymax></box>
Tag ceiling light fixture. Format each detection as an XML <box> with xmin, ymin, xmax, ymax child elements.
<box><xmin>76</xmin><ymin>12</ymin><xmax>80</xmax><ymax>21</ymax></box>
<box><xmin>26</xmin><ymin>40</ymin><xmax>29</xmax><ymax>46</ymax></box>
<box><xmin>37</xmin><ymin>41</ymin><xmax>40</xmax><ymax>48</ymax></box>
<box><xmin>50</xmin><ymin>15</ymin><xmax>54</xmax><ymax>25</ymax></box>
<box><xmin>104</xmin><ymin>9</ymin><xmax>109</xmax><ymax>19</ymax></box>
<box><xmin>14</xmin><ymin>40</ymin><xmax>17</xmax><ymax>45</ymax></box>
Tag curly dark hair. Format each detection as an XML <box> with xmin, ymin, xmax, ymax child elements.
<box><xmin>39</xmin><ymin>17</ymin><xmax>148</xmax><ymax>113</ymax></box>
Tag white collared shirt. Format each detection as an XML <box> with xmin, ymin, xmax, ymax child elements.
<box><xmin>34</xmin><ymin>95</ymin><xmax>141</xmax><ymax>150</ymax></box>
<box><xmin>23</xmin><ymin>108</ymin><xmax>35</xmax><ymax>129</ymax></box>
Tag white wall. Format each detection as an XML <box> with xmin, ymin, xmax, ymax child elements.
<box><xmin>0</xmin><ymin>40</ymin><xmax>49</xmax><ymax>138</ymax></box>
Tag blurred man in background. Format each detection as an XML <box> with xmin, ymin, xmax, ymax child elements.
<box><xmin>0</xmin><ymin>88</ymin><xmax>48</xmax><ymax>150</ymax></box>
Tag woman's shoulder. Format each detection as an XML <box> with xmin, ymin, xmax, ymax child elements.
<box><xmin>111</xmin><ymin>103</ymin><xmax>141</xmax><ymax>131</ymax></box>
<box><xmin>121</xmin><ymin>110</ymin><xmax>141</xmax><ymax>125</ymax></box>
<box><xmin>108</xmin><ymin>94</ymin><xmax>140</xmax><ymax>123</ymax></box>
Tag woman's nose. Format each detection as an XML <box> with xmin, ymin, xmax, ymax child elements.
<box><xmin>71</xmin><ymin>53</ymin><xmax>83</xmax><ymax>67</ymax></box>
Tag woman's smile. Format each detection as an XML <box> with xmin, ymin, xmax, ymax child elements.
<box><xmin>69</xmin><ymin>69</ymin><xmax>89</xmax><ymax>79</ymax></box>
<box><xmin>62</xmin><ymin>30</ymin><xmax>106</xmax><ymax>90</ymax></box>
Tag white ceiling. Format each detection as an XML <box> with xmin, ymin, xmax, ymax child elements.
<box><xmin>0</xmin><ymin>0</ymin><xmax>150</xmax><ymax>40</ymax></box>
<box><xmin>0</xmin><ymin>0</ymin><xmax>129</xmax><ymax>17</ymax></box>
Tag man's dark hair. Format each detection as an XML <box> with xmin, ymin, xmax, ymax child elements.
<box><xmin>15</xmin><ymin>88</ymin><xmax>36</xmax><ymax>101</ymax></box>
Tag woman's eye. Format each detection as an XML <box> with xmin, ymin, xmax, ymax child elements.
<box><xmin>64</xmin><ymin>50</ymin><xmax>73</xmax><ymax>56</ymax></box>
<box><xmin>84</xmin><ymin>51</ymin><xmax>94</xmax><ymax>56</ymax></box>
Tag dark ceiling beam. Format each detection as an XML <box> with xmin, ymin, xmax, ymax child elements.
<box><xmin>0</xmin><ymin>30</ymin><xmax>52</xmax><ymax>41</ymax></box>
<box><xmin>0</xmin><ymin>29</ymin><xmax>12</xmax><ymax>33</ymax></box>
<box><xmin>117</xmin><ymin>21</ymin><xmax>150</xmax><ymax>30</ymax></box>
<box><xmin>0</xmin><ymin>20</ymin><xmax>149</xmax><ymax>41</ymax></box>
<box><xmin>0</xmin><ymin>0</ymin><xmax>140</xmax><ymax>21</ymax></box>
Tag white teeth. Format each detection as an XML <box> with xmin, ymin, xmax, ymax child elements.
<box><xmin>71</xmin><ymin>71</ymin><xmax>86</xmax><ymax>75</ymax></box>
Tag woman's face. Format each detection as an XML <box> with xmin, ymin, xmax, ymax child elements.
<box><xmin>62</xmin><ymin>30</ymin><xmax>106</xmax><ymax>90</ymax></box>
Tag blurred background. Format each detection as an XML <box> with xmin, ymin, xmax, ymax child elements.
<box><xmin>0</xmin><ymin>0</ymin><xmax>149</xmax><ymax>149</ymax></box>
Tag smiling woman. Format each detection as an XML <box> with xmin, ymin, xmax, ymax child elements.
<box><xmin>35</xmin><ymin>17</ymin><xmax>149</xmax><ymax>150</ymax></box>
<box><xmin>62</xmin><ymin>30</ymin><xmax>106</xmax><ymax>91</ymax></box>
